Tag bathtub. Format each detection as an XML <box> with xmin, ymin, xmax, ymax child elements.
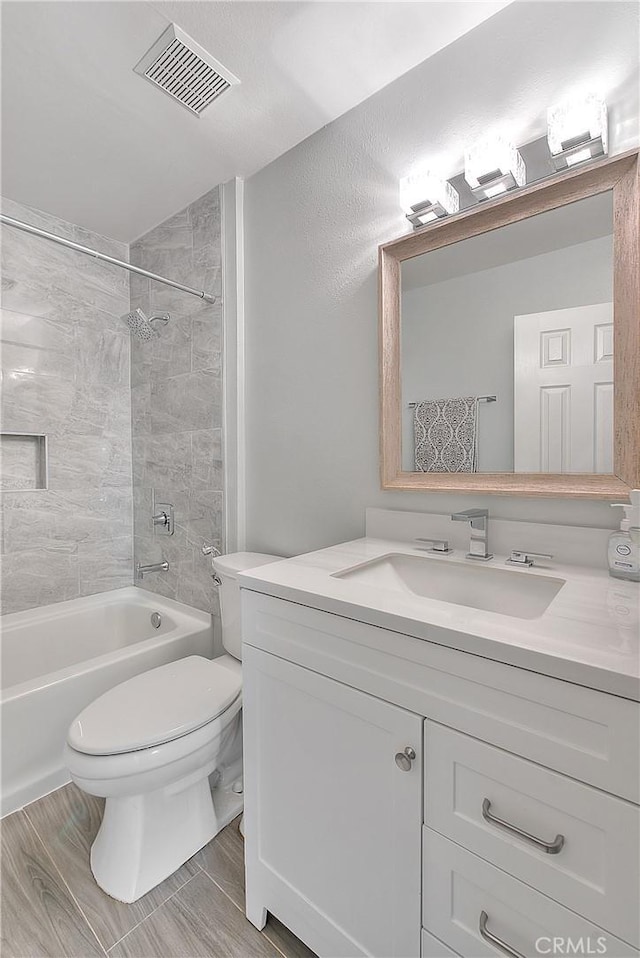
<box><xmin>1</xmin><ymin>587</ymin><xmax>214</xmax><ymax>817</ymax></box>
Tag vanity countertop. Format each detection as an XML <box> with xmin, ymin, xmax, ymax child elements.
<box><xmin>238</xmin><ymin>538</ymin><xmax>640</xmax><ymax>701</ymax></box>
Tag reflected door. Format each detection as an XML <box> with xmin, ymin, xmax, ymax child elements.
<box><xmin>514</xmin><ymin>303</ymin><xmax>613</xmax><ymax>473</ymax></box>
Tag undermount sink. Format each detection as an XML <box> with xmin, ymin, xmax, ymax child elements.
<box><xmin>332</xmin><ymin>553</ymin><xmax>565</xmax><ymax>620</ymax></box>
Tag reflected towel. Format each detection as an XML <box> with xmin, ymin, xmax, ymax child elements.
<box><xmin>414</xmin><ymin>397</ymin><xmax>478</xmax><ymax>473</ymax></box>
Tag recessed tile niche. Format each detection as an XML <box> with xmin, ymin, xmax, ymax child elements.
<box><xmin>0</xmin><ymin>433</ymin><xmax>48</xmax><ymax>491</ymax></box>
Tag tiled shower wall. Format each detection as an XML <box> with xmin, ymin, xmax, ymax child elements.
<box><xmin>0</xmin><ymin>198</ymin><xmax>133</xmax><ymax>614</ymax></box>
<box><xmin>0</xmin><ymin>188</ymin><xmax>223</xmax><ymax>617</ymax></box>
<box><xmin>130</xmin><ymin>187</ymin><xmax>223</xmax><ymax>615</ymax></box>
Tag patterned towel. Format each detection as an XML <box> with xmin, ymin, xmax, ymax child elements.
<box><xmin>414</xmin><ymin>397</ymin><xmax>479</xmax><ymax>472</ymax></box>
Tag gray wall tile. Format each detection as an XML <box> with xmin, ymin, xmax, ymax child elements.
<box><xmin>131</xmin><ymin>315</ymin><xmax>192</xmax><ymax>385</ymax></box>
<box><xmin>1</xmin><ymin>373</ymin><xmax>76</xmax><ymax>435</ymax></box>
<box><xmin>48</xmin><ymin>435</ymin><xmax>132</xmax><ymax>489</ymax></box>
<box><xmin>1</xmin><ymin>186</ymin><xmax>222</xmax><ymax>617</ymax></box>
<box><xmin>2</xmin><ymin>489</ymin><xmax>131</xmax><ymax>555</ymax></box>
<box><xmin>130</xmin><ymin>186</ymin><xmax>223</xmax><ymax>614</ymax></box>
<box><xmin>75</xmin><ymin>327</ymin><xmax>129</xmax><ymax>386</ymax></box>
<box><xmin>149</xmin><ymin>370</ymin><xmax>221</xmax><ymax>434</ymax></box>
<box><xmin>132</xmin><ymin>485</ymin><xmax>154</xmax><ymax>538</ymax></box>
<box><xmin>192</xmin><ymin>310</ymin><xmax>222</xmax><ymax>370</ymax></box>
<box><xmin>1</xmin><ymin>198</ymin><xmax>133</xmax><ymax>614</ymax></box>
<box><xmin>191</xmin><ymin>429</ymin><xmax>223</xmax><ymax>488</ymax></box>
<box><xmin>0</xmin><ymin>545</ymin><xmax>79</xmax><ymax>614</ymax></box>
<box><xmin>1</xmin><ymin>232</ymin><xmax>128</xmax><ymax>316</ymax></box>
<box><xmin>78</xmin><ymin>536</ymin><xmax>133</xmax><ymax>597</ymax></box>
<box><xmin>2</xmin><ymin>492</ymin><xmax>81</xmax><ymax>554</ymax></box>
<box><xmin>131</xmin><ymin>383</ymin><xmax>152</xmax><ymax>436</ymax></box>
<box><xmin>133</xmin><ymin>433</ymin><xmax>192</xmax><ymax>488</ymax></box>
<box><xmin>0</xmin><ymin>307</ymin><xmax>76</xmax><ymax>381</ymax></box>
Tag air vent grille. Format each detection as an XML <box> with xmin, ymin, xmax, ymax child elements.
<box><xmin>135</xmin><ymin>24</ymin><xmax>239</xmax><ymax>116</ymax></box>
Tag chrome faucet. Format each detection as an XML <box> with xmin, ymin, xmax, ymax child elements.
<box><xmin>450</xmin><ymin>509</ymin><xmax>492</xmax><ymax>561</ymax></box>
<box><xmin>136</xmin><ymin>560</ymin><xmax>169</xmax><ymax>579</ymax></box>
<box><xmin>506</xmin><ymin>550</ymin><xmax>553</xmax><ymax>567</ymax></box>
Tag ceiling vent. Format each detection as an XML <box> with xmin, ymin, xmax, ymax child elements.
<box><xmin>134</xmin><ymin>23</ymin><xmax>239</xmax><ymax>116</ymax></box>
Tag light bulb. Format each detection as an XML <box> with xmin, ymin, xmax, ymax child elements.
<box><xmin>399</xmin><ymin>168</ymin><xmax>459</xmax><ymax>229</ymax></box>
<box><xmin>464</xmin><ymin>136</ymin><xmax>526</xmax><ymax>201</ymax></box>
<box><xmin>547</xmin><ymin>93</ymin><xmax>608</xmax><ymax>170</ymax></box>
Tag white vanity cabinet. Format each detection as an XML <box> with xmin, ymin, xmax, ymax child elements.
<box><xmin>243</xmin><ymin>646</ymin><xmax>423</xmax><ymax>958</ymax></box>
<box><xmin>241</xmin><ymin>590</ymin><xmax>640</xmax><ymax>958</ymax></box>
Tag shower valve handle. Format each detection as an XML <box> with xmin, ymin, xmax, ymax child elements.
<box><xmin>151</xmin><ymin>502</ymin><xmax>174</xmax><ymax>536</ymax></box>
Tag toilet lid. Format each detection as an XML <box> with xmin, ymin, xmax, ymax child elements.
<box><xmin>67</xmin><ymin>656</ymin><xmax>241</xmax><ymax>755</ymax></box>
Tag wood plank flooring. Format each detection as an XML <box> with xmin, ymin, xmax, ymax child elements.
<box><xmin>0</xmin><ymin>810</ymin><xmax>103</xmax><ymax>958</ymax></box>
<box><xmin>1</xmin><ymin>783</ymin><xmax>316</xmax><ymax>958</ymax></box>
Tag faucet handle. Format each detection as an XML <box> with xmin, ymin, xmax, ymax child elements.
<box><xmin>506</xmin><ymin>550</ymin><xmax>553</xmax><ymax>567</ymax></box>
<box><xmin>414</xmin><ymin>537</ymin><xmax>452</xmax><ymax>554</ymax></box>
<box><xmin>151</xmin><ymin>502</ymin><xmax>174</xmax><ymax>536</ymax></box>
<box><xmin>451</xmin><ymin>508</ymin><xmax>489</xmax><ymax>520</ymax></box>
<box><xmin>202</xmin><ymin>542</ymin><xmax>222</xmax><ymax>558</ymax></box>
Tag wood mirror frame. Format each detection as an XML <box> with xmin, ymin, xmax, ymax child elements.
<box><xmin>379</xmin><ymin>149</ymin><xmax>639</xmax><ymax>499</ymax></box>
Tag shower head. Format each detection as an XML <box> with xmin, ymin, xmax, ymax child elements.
<box><xmin>124</xmin><ymin>308</ymin><xmax>170</xmax><ymax>341</ymax></box>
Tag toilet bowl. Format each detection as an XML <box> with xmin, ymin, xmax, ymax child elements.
<box><xmin>65</xmin><ymin>552</ymin><xmax>281</xmax><ymax>903</ymax></box>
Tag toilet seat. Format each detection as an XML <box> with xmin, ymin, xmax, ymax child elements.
<box><xmin>68</xmin><ymin>655</ymin><xmax>241</xmax><ymax>756</ymax></box>
<box><xmin>64</xmin><ymin>694</ymin><xmax>242</xmax><ymax>788</ymax></box>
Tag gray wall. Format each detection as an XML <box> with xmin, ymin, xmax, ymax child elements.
<box><xmin>244</xmin><ymin>1</ymin><xmax>639</xmax><ymax>557</ymax></box>
<box><xmin>130</xmin><ymin>188</ymin><xmax>224</xmax><ymax>615</ymax></box>
<box><xmin>0</xmin><ymin>198</ymin><xmax>132</xmax><ymax>613</ymax></box>
<box><xmin>401</xmin><ymin>235</ymin><xmax>613</xmax><ymax>471</ymax></box>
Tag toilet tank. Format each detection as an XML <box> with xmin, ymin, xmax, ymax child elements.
<box><xmin>212</xmin><ymin>552</ymin><xmax>282</xmax><ymax>660</ymax></box>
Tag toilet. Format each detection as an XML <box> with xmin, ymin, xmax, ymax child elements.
<box><xmin>64</xmin><ymin>552</ymin><xmax>280</xmax><ymax>903</ymax></box>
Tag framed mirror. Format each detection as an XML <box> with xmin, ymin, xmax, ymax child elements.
<box><xmin>379</xmin><ymin>150</ymin><xmax>639</xmax><ymax>498</ymax></box>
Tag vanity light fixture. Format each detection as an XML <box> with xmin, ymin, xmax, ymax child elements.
<box><xmin>547</xmin><ymin>93</ymin><xmax>608</xmax><ymax>170</ymax></box>
<box><xmin>464</xmin><ymin>136</ymin><xmax>526</xmax><ymax>201</ymax></box>
<box><xmin>399</xmin><ymin>168</ymin><xmax>459</xmax><ymax>229</ymax></box>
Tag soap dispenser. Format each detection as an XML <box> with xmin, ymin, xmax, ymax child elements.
<box><xmin>609</xmin><ymin>490</ymin><xmax>640</xmax><ymax>582</ymax></box>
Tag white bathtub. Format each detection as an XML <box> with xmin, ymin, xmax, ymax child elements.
<box><xmin>1</xmin><ymin>587</ymin><xmax>214</xmax><ymax>817</ymax></box>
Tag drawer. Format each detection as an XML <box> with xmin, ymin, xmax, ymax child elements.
<box><xmin>423</xmin><ymin>829</ymin><xmax>637</xmax><ymax>958</ymax></box>
<box><xmin>242</xmin><ymin>592</ymin><xmax>640</xmax><ymax>801</ymax></box>
<box><xmin>424</xmin><ymin>722</ymin><xmax>640</xmax><ymax>947</ymax></box>
<box><xmin>422</xmin><ymin>929</ymin><xmax>460</xmax><ymax>958</ymax></box>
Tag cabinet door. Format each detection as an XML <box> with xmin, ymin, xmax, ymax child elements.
<box><xmin>243</xmin><ymin>645</ymin><xmax>423</xmax><ymax>958</ymax></box>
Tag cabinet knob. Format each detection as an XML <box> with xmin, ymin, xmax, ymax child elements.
<box><xmin>394</xmin><ymin>746</ymin><xmax>416</xmax><ymax>771</ymax></box>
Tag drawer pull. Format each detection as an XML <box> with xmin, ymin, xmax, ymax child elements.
<box><xmin>482</xmin><ymin>798</ymin><xmax>565</xmax><ymax>854</ymax></box>
<box><xmin>479</xmin><ymin>910</ymin><xmax>525</xmax><ymax>958</ymax></box>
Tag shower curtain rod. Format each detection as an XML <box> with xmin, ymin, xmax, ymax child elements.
<box><xmin>0</xmin><ymin>214</ymin><xmax>217</xmax><ymax>305</ymax></box>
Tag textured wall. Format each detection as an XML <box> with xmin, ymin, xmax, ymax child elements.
<box><xmin>244</xmin><ymin>1</ymin><xmax>640</xmax><ymax>557</ymax></box>
<box><xmin>130</xmin><ymin>188</ymin><xmax>223</xmax><ymax>614</ymax></box>
<box><xmin>0</xmin><ymin>198</ymin><xmax>132</xmax><ymax>614</ymax></box>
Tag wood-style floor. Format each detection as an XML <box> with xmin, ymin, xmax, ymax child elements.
<box><xmin>1</xmin><ymin>783</ymin><xmax>316</xmax><ymax>958</ymax></box>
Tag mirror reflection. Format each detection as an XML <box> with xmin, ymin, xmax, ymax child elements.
<box><xmin>400</xmin><ymin>192</ymin><xmax>613</xmax><ymax>474</ymax></box>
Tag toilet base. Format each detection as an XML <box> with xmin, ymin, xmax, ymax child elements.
<box><xmin>91</xmin><ymin>773</ymin><xmax>242</xmax><ymax>903</ymax></box>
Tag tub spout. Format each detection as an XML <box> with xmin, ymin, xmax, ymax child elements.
<box><xmin>136</xmin><ymin>561</ymin><xmax>169</xmax><ymax>579</ymax></box>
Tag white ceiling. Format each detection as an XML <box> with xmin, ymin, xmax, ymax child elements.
<box><xmin>1</xmin><ymin>0</ymin><xmax>511</xmax><ymax>242</ymax></box>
